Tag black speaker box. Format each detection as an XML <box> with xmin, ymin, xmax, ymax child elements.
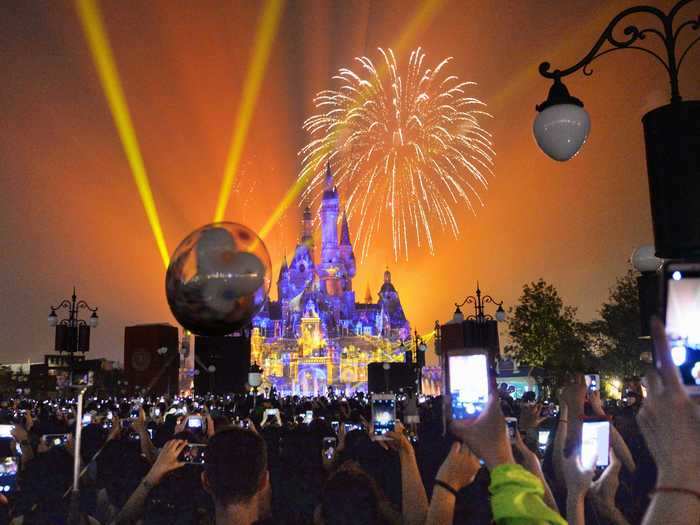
<box><xmin>124</xmin><ymin>324</ymin><xmax>179</xmax><ymax>396</ymax></box>
<box><xmin>194</xmin><ymin>333</ymin><xmax>251</xmax><ymax>395</ymax></box>
<box><xmin>367</xmin><ymin>362</ymin><xmax>415</xmax><ymax>393</ymax></box>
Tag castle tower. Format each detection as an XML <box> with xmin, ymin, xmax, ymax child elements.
<box><xmin>338</xmin><ymin>212</ymin><xmax>356</xmax><ymax>291</ymax></box>
<box><xmin>301</xmin><ymin>206</ymin><xmax>313</xmax><ymax>247</ymax></box>
<box><xmin>318</xmin><ymin>163</ymin><xmax>341</xmax><ymax>295</ymax></box>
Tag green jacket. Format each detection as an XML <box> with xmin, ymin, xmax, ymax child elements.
<box><xmin>490</xmin><ymin>464</ymin><xmax>567</xmax><ymax>525</ymax></box>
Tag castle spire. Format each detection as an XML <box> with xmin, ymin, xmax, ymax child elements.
<box><xmin>340</xmin><ymin>211</ymin><xmax>351</xmax><ymax>245</ymax></box>
<box><xmin>324</xmin><ymin>161</ymin><xmax>333</xmax><ymax>190</ymax></box>
<box><xmin>364</xmin><ymin>282</ymin><xmax>373</xmax><ymax>304</ymax></box>
<box><xmin>301</xmin><ymin>205</ymin><xmax>313</xmax><ymax>246</ymax></box>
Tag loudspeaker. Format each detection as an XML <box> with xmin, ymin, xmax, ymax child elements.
<box><xmin>367</xmin><ymin>362</ymin><xmax>415</xmax><ymax>393</ymax></box>
<box><xmin>124</xmin><ymin>324</ymin><xmax>179</xmax><ymax>396</ymax></box>
<box><xmin>194</xmin><ymin>333</ymin><xmax>251</xmax><ymax>395</ymax></box>
<box><xmin>638</xmin><ymin>272</ymin><xmax>659</xmax><ymax>338</ymax></box>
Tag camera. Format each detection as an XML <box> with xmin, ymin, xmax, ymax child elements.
<box><xmin>505</xmin><ymin>417</ymin><xmax>518</xmax><ymax>443</ymax></box>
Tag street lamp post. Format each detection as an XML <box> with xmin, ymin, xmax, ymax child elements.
<box><xmin>413</xmin><ymin>329</ymin><xmax>428</xmax><ymax>394</ymax></box>
<box><xmin>48</xmin><ymin>287</ymin><xmax>99</xmax><ymax>384</ymax></box>
<box><xmin>533</xmin><ymin>0</ymin><xmax>700</xmax><ymax>259</ymax></box>
<box><xmin>453</xmin><ymin>283</ymin><xmax>506</xmax><ymax>323</ymax></box>
<box><xmin>248</xmin><ymin>362</ymin><xmax>263</xmax><ymax>410</ymax></box>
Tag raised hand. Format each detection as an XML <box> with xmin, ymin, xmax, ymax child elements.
<box><xmin>385</xmin><ymin>422</ymin><xmax>413</xmax><ymax>456</ymax></box>
<box><xmin>587</xmin><ymin>389</ymin><xmax>606</xmax><ymax>417</ymax></box>
<box><xmin>519</xmin><ymin>402</ymin><xmax>546</xmax><ymax>431</ymax></box>
<box><xmin>450</xmin><ymin>394</ymin><xmax>514</xmax><ymax>469</ymax></box>
<box><xmin>562</xmin><ymin>447</ymin><xmax>595</xmax><ymax>500</ymax></box>
<box><xmin>638</xmin><ymin>318</ymin><xmax>700</xmax><ymax>493</ymax></box>
<box><xmin>435</xmin><ymin>441</ymin><xmax>481</xmax><ymax>491</ymax></box>
<box><xmin>144</xmin><ymin>440</ymin><xmax>187</xmax><ymax>486</ymax></box>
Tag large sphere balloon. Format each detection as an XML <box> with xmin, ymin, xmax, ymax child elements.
<box><xmin>165</xmin><ymin>222</ymin><xmax>271</xmax><ymax>336</ymax></box>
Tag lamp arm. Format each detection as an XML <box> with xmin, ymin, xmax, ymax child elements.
<box><xmin>76</xmin><ymin>301</ymin><xmax>98</xmax><ymax>313</ymax></box>
<box><xmin>51</xmin><ymin>300</ymin><xmax>73</xmax><ymax>311</ymax></box>
<box><xmin>538</xmin><ymin>0</ymin><xmax>698</xmax><ymax>103</ymax></box>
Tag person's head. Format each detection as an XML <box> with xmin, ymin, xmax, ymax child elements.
<box><xmin>203</xmin><ymin>428</ymin><xmax>269</xmax><ymax>510</ymax></box>
<box><xmin>317</xmin><ymin>462</ymin><xmax>384</xmax><ymax>525</ymax></box>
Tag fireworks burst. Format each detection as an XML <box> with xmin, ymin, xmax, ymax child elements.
<box><xmin>298</xmin><ymin>47</ymin><xmax>495</xmax><ymax>261</ymax></box>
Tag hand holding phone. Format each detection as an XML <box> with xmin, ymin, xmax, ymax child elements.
<box><xmin>505</xmin><ymin>417</ymin><xmax>518</xmax><ymax>443</ymax></box>
<box><xmin>180</xmin><ymin>443</ymin><xmax>207</xmax><ymax>464</ymax></box>
<box><xmin>322</xmin><ymin>437</ymin><xmax>337</xmax><ymax>460</ymax></box>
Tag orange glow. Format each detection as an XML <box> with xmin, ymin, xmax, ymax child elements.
<box><xmin>1</xmin><ymin>0</ymin><xmax>697</xmax><ymax>365</ymax></box>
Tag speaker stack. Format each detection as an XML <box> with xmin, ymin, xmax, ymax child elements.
<box><xmin>194</xmin><ymin>332</ymin><xmax>251</xmax><ymax>395</ymax></box>
<box><xmin>124</xmin><ymin>324</ymin><xmax>180</xmax><ymax>396</ymax></box>
<box><xmin>367</xmin><ymin>362</ymin><xmax>415</xmax><ymax>393</ymax></box>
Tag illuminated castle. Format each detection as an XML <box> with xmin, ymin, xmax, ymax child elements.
<box><xmin>251</xmin><ymin>165</ymin><xmax>411</xmax><ymax>394</ymax></box>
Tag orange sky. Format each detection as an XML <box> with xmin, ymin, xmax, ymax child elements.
<box><xmin>0</xmin><ymin>0</ymin><xmax>698</xmax><ymax>365</ymax></box>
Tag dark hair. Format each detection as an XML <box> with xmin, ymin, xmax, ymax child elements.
<box><xmin>204</xmin><ymin>427</ymin><xmax>267</xmax><ymax>505</ymax></box>
<box><xmin>320</xmin><ymin>463</ymin><xmax>383</xmax><ymax>525</ymax></box>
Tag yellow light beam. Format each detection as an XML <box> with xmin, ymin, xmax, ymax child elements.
<box><xmin>259</xmin><ymin>0</ymin><xmax>445</xmax><ymax>239</ymax></box>
<box><xmin>213</xmin><ymin>0</ymin><xmax>285</xmax><ymax>223</ymax></box>
<box><xmin>75</xmin><ymin>0</ymin><xmax>170</xmax><ymax>268</ymax></box>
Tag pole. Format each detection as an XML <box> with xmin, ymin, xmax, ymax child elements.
<box><xmin>68</xmin><ymin>386</ymin><xmax>87</xmax><ymax>525</ymax></box>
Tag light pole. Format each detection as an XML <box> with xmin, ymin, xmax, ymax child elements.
<box><xmin>48</xmin><ymin>287</ymin><xmax>99</xmax><ymax>384</ymax></box>
<box><xmin>453</xmin><ymin>283</ymin><xmax>506</xmax><ymax>323</ymax></box>
<box><xmin>413</xmin><ymin>329</ymin><xmax>428</xmax><ymax>393</ymax></box>
<box><xmin>533</xmin><ymin>0</ymin><xmax>700</xmax><ymax>259</ymax></box>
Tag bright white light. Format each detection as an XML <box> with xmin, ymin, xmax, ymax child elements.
<box><xmin>672</xmin><ymin>271</ymin><xmax>682</xmax><ymax>281</ymax></box>
<box><xmin>671</xmin><ymin>345</ymin><xmax>687</xmax><ymax>366</ymax></box>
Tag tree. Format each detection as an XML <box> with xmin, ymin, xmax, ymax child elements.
<box><xmin>585</xmin><ymin>270</ymin><xmax>648</xmax><ymax>379</ymax></box>
<box><xmin>505</xmin><ymin>279</ymin><xmax>592</xmax><ymax>385</ymax></box>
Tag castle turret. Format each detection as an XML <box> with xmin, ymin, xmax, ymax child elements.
<box><xmin>318</xmin><ymin>163</ymin><xmax>341</xmax><ymax>295</ymax></box>
<box><xmin>301</xmin><ymin>206</ymin><xmax>313</xmax><ymax>247</ymax></box>
<box><xmin>338</xmin><ymin>212</ymin><xmax>356</xmax><ymax>289</ymax></box>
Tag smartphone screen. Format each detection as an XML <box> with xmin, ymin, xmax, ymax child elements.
<box><xmin>181</xmin><ymin>444</ymin><xmax>207</xmax><ymax>464</ymax></box>
<box><xmin>372</xmin><ymin>396</ymin><xmax>396</xmax><ymax>436</ymax></box>
<box><xmin>538</xmin><ymin>430</ymin><xmax>550</xmax><ymax>452</ymax></box>
<box><xmin>304</xmin><ymin>410</ymin><xmax>313</xmax><ymax>424</ymax></box>
<box><xmin>664</xmin><ymin>264</ymin><xmax>700</xmax><ymax>394</ymax></box>
<box><xmin>449</xmin><ymin>354</ymin><xmax>489</xmax><ymax>419</ymax></box>
<box><xmin>343</xmin><ymin>422</ymin><xmax>362</xmax><ymax>432</ymax></box>
<box><xmin>585</xmin><ymin>374</ymin><xmax>600</xmax><ymax>392</ymax></box>
<box><xmin>187</xmin><ymin>416</ymin><xmax>204</xmax><ymax>430</ymax></box>
<box><xmin>505</xmin><ymin>417</ymin><xmax>518</xmax><ymax>442</ymax></box>
<box><xmin>581</xmin><ymin>420</ymin><xmax>610</xmax><ymax>468</ymax></box>
<box><xmin>331</xmin><ymin>421</ymin><xmax>339</xmax><ymax>433</ymax></box>
<box><xmin>0</xmin><ymin>457</ymin><xmax>18</xmax><ymax>494</ymax></box>
<box><xmin>82</xmin><ymin>414</ymin><xmax>92</xmax><ymax>426</ymax></box>
<box><xmin>42</xmin><ymin>434</ymin><xmax>69</xmax><ymax>448</ymax></box>
<box><xmin>322</xmin><ymin>437</ymin><xmax>337</xmax><ymax>459</ymax></box>
<box><xmin>0</xmin><ymin>425</ymin><xmax>14</xmax><ymax>439</ymax></box>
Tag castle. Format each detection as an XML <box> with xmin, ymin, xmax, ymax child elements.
<box><xmin>251</xmin><ymin>164</ymin><xmax>411</xmax><ymax>394</ymax></box>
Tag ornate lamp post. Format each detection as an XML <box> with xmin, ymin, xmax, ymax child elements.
<box><xmin>533</xmin><ymin>0</ymin><xmax>700</xmax><ymax>258</ymax></box>
<box><xmin>453</xmin><ymin>283</ymin><xmax>506</xmax><ymax>323</ymax></box>
<box><xmin>47</xmin><ymin>287</ymin><xmax>99</xmax><ymax>384</ymax></box>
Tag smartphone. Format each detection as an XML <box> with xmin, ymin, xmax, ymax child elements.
<box><xmin>371</xmin><ymin>394</ymin><xmax>396</xmax><ymax>437</ymax></box>
<box><xmin>537</xmin><ymin>430</ymin><xmax>551</xmax><ymax>452</ymax></box>
<box><xmin>585</xmin><ymin>374</ymin><xmax>600</xmax><ymax>393</ymax></box>
<box><xmin>505</xmin><ymin>417</ymin><xmax>518</xmax><ymax>443</ymax></box>
<box><xmin>70</xmin><ymin>371</ymin><xmax>94</xmax><ymax>388</ymax></box>
<box><xmin>661</xmin><ymin>262</ymin><xmax>700</xmax><ymax>396</ymax></box>
<box><xmin>303</xmin><ymin>410</ymin><xmax>313</xmax><ymax>424</ymax></box>
<box><xmin>82</xmin><ymin>414</ymin><xmax>92</xmax><ymax>427</ymax></box>
<box><xmin>581</xmin><ymin>419</ymin><xmax>610</xmax><ymax>468</ymax></box>
<box><xmin>322</xmin><ymin>437</ymin><xmax>337</xmax><ymax>460</ymax></box>
<box><xmin>0</xmin><ymin>457</ymin><xmax>18</xmax><ymax>494</ymax></box>
<box><xmin>187</xmin><ymin>416</ymin><xmax>204</xmax><ymax>430</ymax></box>
<box><xmin>447</xmin><ymin>353</ymin><xmax>489</xmax><ymax>419</ymax></box>
<box><xmin>153</xmin><ymin>408</ymin><xmax>161</xmax><ymax>417</ymax></box>
<box><xmin>180</xmin><ymin>443</ymin><xmax>207</xmax><ymax>464</ymax></box>
<box><xmin>0</xmin><ymin>425</ymin><xmax>14</xmax><ymax>439</ymax></box>
<box><xmin>265</xmin><ymin>409</ymin><xmax>280</xmax><ymax>418</ymax></box>
<box><xmin>343</xmin><ymin>422</ymin><xmax>362</xmax><ymax>432</ymax></box>
<box><xmin>331</xmin><ymin>421</ymin><xmax>339</xmax><ymax>433</ymax></box>
<box><xmin>41</xmin><ymin>434</ymin><xmax>70</xmax><ymax>448</ymax></box>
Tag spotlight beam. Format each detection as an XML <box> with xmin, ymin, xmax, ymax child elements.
<box><xmin>75</xmin><ymin>0</ymin><xmax>170</xmax><ymax>268</ymax></box>
<box><xmin>213</xmin><ymin>0</ymin><xmax>285</xmax><ymax>223</ymax></box>
<box><xmin>259</xmin><ymin>0</ymin><xmax>446</xmax><ymax>239</ymax></box>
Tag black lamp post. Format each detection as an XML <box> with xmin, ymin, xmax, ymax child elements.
<box><xmin>453</xmin><ymin>283</ymin><xmax>506</xmax><ymax>323</ymax></box>
<box><xmin>534</xmin><ymin>0</ymin><xmax>700</xmax><ymax>259</ymax></box>
<box><xmin>48</xmin><ymin>287</ymin><xmax>99</xmax><ymax>384</ymax></box>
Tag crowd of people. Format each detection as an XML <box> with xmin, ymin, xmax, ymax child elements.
<box><xmin>0</xmin><ymin>319</ymin><xmax>697</xmax><ymax>525</ymax></box>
